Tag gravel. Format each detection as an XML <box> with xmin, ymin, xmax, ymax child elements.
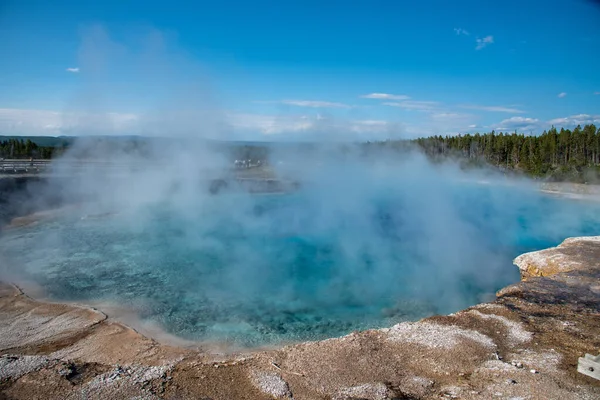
<box><xmin>385</xmin><ymin>321</ymin><xmax>496</xmax><ymax>350</ymax></box>
<box><xmin>250</xmin><ymin>370</ymin><xmax>291</xmax><ymax>398</ymax></box>
<box><xmin>0</xmin><ymin>355</ymin><xmax>52</xmax><ymax>380</ymax></box>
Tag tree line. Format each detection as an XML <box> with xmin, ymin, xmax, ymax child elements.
<box><xmin>409</xmin><ymin>124</ymin><xmax>600</xmax><ymax>182</ymax></box>
<box><xmin>2</xmin><ymin>124</ymin><xmax>600</xmax><ymax>182</ymax></box>
<box><xmin>0</xmin><ymin>138</ymin><xmax>58</xmax><ymax>159</ymax></box>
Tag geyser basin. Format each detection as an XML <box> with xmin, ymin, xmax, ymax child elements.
<box><xmin>2</xmin><ymin>180</ymin><xmax>600</xmax><ymax>349</ymax></box>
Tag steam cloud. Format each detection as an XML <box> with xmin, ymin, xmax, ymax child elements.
<box><xmin>2</xmin><ymin>25</ymin><xmax>600</xmax><ymax>348</ymax></box>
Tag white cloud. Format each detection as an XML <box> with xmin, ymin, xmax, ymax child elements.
<box><xmin>426</xmin><ymin>112</ymin><xmax>479</xmax><ymax>135</ymax></box>
<box><xmin>234</xmin><ymin>112</ymin><xmax>600</xmax><ymax>139</ymax></box>
<box><xmin>232</xmin><ymin>112</ymin><xmax>600</xmax><ymax>138</ymax></box>
<box><xmin>0</xmin><ymin>108</ymin><xmax>138</xmax><ymax>136</ymax></box>
<box><xmin>431</xmin><ymin>113</ymin><xmax>462</xmax><ymax>119</ymax></box>
<box><xmin>547</xmin><ymin>114</ymin><xmax>600</xmax><ymax>127</ymax></box>
<box><xmin>454</xmin><ymin>28</ymin><xmax>470</xmax><ymax>36</ymax></box>
<box><xmin>0</xmin><ymin>109</ymin><xmax>64</xmax><ymax>135</ymax></box>
<box><xmin>253</xmin><ymin>99</ymin><xmax>352</xmax><ymax>109</ymax></box>
<box><xmin>490</xmin><ymin>114</ymin><xmax>600</xmax><ymax>134</ymax></box>
<box><xmin>353</xmin><ymin>119</ymin><xmax>388</xmax><ymax>126</ymax></box>
<box><xmin>458</xmin><ymin>104</ymin><xmax>524</xmax><ymax>113</ymax></box>
<box><xmin>66</xmin><ymin>67</ymin><xmax>80</xmax><ymax>73</ymax></box>
<box><xmin>229</xmin><ymin>113</ymin><xmax>313</xmax><ymax>135</ymax></box>
<box><xmin>361</xmin><ymin>93</ymin><xmax>410</xmax><ymax>101</ymax></box>
<box><xmin>229</xmin><ymin>113</ymin><xmax>406</xmax><ymax>139</ymax></box>
<box><xmin>348</xmin><ymin>120</ymin><xmax>398</xmax><ymax>135</ymax></box>
<box><xmin>475</xmin><ymin>36</ymin><xmax>494</xmax><ymax>50</ymax></box>
<box><xmin>557</xmin><ymin>92</ymin><xmax>567</xmax><ymax>98</ymax></box>
<box><xmin>3</xmin><ymin>106</ymin><xmax>597</xmax><ymax>141</ymax></box>
<box><xmin>0</xmin><ymin>108</ymin><xmax>401</xmax><ymax>139</ymax></box>
<box><xmin>429</xmin><ymin>112</ymin><xmax>474</xmax><ymax>125</ymax></box>
<box><xmin>382</xmin><ymin>100</ymin><xmax>439</xmax><ymax>111</ymax></box>
<box><xmin>500</xmin><ymin>116</ymin><xmax>540</xmax><ymax>125</ymax></box>
<box><xmin>594</xmin><ymin>92</ymin><xmax>600</xmax><ymax>95</ymax></box>
<box><xmin>495</xmin><ymin>116</ymin><xmax>540</xmax><ymax>132</ymax></box>
<box><xmin>279</xmin><ymin>100</ymin><xmax>351</xmax><ymax>108</ymax></box>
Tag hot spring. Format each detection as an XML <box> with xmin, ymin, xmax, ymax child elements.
<box><xmin>2</xmin><ymin>163</ymin><xmax>600</xmax><ymax>349</ymax></box>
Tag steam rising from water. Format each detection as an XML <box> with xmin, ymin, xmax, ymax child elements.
<box><xmin>2</xmin><ymin>25</ymin><xmax>600</xmax><ymax>349</ymax></box>
<box><xmin>3</xmin><ymin>144</ymin><xmax>600</xmax><ymax>348</ymax></box>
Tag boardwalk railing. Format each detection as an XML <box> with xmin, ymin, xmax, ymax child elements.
<box><xmin>0</xmin><ymin>160</ymin><xmax>151</xmax><ymax>174</ymax></box>
<box><xmin>0</xmin><ymin>159</ymin><xmax>275</xmax><ymax>178</ymax></box>
<box><xmin>0</xmin><ymin>160</ymin><xmax>52</xmax><ymax>174</ymax></box>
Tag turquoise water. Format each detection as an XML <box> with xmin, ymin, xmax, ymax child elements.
<box><xmin>2</xmin><ymin>183</ymin><xmax>600</xmax><ymax>348</ymax></box>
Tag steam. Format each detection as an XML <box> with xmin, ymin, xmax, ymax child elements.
<box><xmin>59</xmin><ymin>24</ymin><xmax>226</xmax><ymax>139</ymax></box>
<box><xmin>2</xmin><ymin>25</ymin><xmax>600</xmax><ymax>348</ymax></box>
<box><xmin>8</xmin><ymin>137</ymin><xmax>600</xmax><ymax>347</ymax></box>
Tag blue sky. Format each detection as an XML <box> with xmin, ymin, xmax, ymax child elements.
<box><xmin>1</xmin><ymin>0</ymin><xmax>599</xmax><ymax>140</ymax></box>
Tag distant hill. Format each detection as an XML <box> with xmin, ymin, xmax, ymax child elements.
<box><xmin>0</xmin><ymin>136</ymin><xmax>75</xmax><ymax>147</ymax></box>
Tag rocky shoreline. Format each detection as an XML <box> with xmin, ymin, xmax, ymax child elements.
<box><xmin>0</xmin><ymin>237</ymin><xmax>599</xmax><ymax>399</ymax></box>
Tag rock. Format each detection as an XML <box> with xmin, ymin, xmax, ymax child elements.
<box><xmin>0</xmin><ymin>355</ymin><xmax>53</xmax><ymax>380</ymax></box>
<box><xmin>333</xmin><ymin>382</ymin><xmax>390</xmax><ymax>400</ymax></box>
<box><xmin>57</xmin><ymin>362</ymin><xmax>75</xmax><ymax>378</ymax></box>
<box><xmin>513</xmin><ymin>236</ymin><xmax>600</xmax><ymax>279</ymax></box>
<box><xmin>250</xmin><ymin>370</ymin><xmax>291</xmax><ymax>399</ymax></box>
<box><xmin>399</xmin><ymin>376</ymin><xmax>435</xmax><ymax>398</ymax></box>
